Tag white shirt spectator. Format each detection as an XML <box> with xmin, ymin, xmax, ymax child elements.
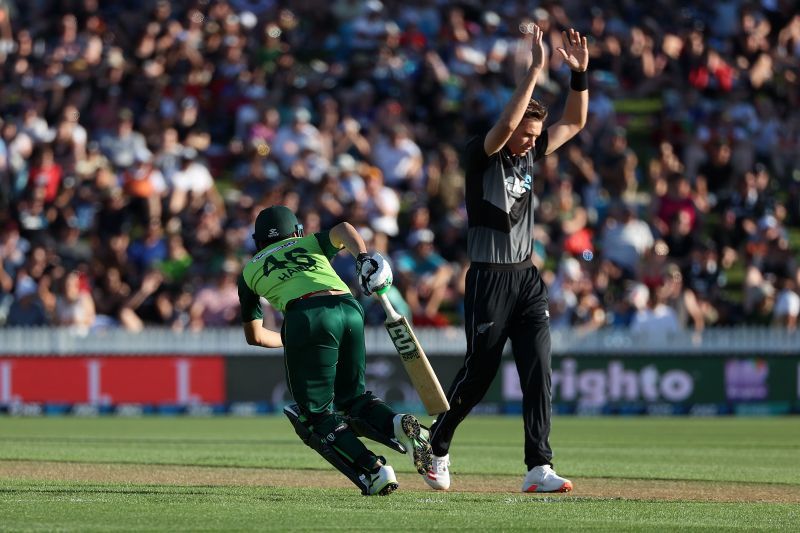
<box><xmin>630</xmin><ymin>304</ymin><xmax>680</xmax><ymax>336</ymax></box>
<box><xmin>363</xmin><ymin>168</ymin><xmax>400</xmax><ymax>236</ymax></box>
<box><xmin>549</xmin><ymin>257</ymin><xmax>582</xmax><ymax>329</ymax></box>
<box><xmin>365</xmin><ymin>186</ymin><xmax>399</xmax><ymax>236</ymax></box>
<box><xmin>774</xmin><ymin>289</ymin><xmax>800</xmax><ymax>320</ymax></box>
<box><xmin>171</xmin><ymin>161</ymin><xmax>213</xmax><ymax>194</ymax></box>
<box><xmin>351</xmin><ymin>3</ymin><xmax>388</xmax><ymax>50</ymax></box>
<box><xmin>373</xmin><ymin>128</ymin><xmax>422</xmax><ymax>188</ymax></box>
<box><xmin>20</xmin><ymin>110</ymin><xmax>54</xmax><ymax>144</ymax></box>
<box><xmin>601</xmin><ymin>211</ymin><xmax>654</xmax><ymax>272</ymax></box>
<box><xmin>100</xmin><ymin>128</ymin><xmax>149</xmax><ymax>169</ymax></box>
<box><xmin>272</xmin><ymin>109</ymin><xmax>322</xmax><ymax>169</ymax></box>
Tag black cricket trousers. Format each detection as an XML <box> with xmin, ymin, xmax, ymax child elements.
<box><xmin>429</xmin><ymin>262</ymin><xmax>553</xmax><ymax>470</ymax></box>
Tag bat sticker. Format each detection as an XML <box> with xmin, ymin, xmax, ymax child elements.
<box><xmin>386</xmin><ymin>321</ymin><xmax>420</xmax><ymax>361</ymax></box>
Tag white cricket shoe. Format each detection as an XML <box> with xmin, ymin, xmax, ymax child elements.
<box><xmin>521</xmin><ymin>465</ymin><xmax>573</xmax><ymax>493</ymax></box>
<box><xmin>424</xmin><ymin>453</ymin><xmax>451</xmax><ymax>490</ymax></box>
<box><xmin>365</xmin><ymin>463</ymin><xmax>398</xmax><ymax>496</ymax></box>
<box><xmin>392</xmin><ymin>414</ymin><xmax>433</xmax><ymax>475</ymax></box>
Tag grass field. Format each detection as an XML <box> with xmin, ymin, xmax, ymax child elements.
<box><xmin>1</xmin><ymin>416</ymin><xmax>798</xmax><ymax>531</ymax></box>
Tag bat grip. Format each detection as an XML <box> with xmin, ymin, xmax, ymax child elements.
<box><xmin>377</xmin><ymin>292</ymin><xmax>402</xmax><ymax>322</ymax></box>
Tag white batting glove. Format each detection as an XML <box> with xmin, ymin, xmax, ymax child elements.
<box><xmin>356</xmin><ymin>252</ymin><xmax>393</xmax><ymax>296</ymax></box>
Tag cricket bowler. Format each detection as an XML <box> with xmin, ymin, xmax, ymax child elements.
<box><xmin>238</xmin><ymin>205</ymin><xmax>433</xmax><ymax>495</ymax></box>
<box><xmin>425</xmin><ymin>25</ymin><xmax>589</xmax><ymax>493</ymax></box>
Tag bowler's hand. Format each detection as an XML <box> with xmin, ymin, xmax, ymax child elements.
<box><xmin>528</xmin><ymin>23</ymin><xmax>545</xmax><ymax>72</ymax></box>
<box><xmin>557</xmin><ymin>28</ymin><xmax>589</xmax><ymax>72</ymax></box>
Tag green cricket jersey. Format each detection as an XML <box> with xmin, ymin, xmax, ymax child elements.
<box><xmin>238</xmin><ymin>231</ymin><xmax>350</xmax><ymax>319</ymax></box>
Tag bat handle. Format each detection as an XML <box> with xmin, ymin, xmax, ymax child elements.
<box><xmin>376</xmin><ymin>292</ymin><xmax>402</xmax><ymax>322</ymax></box>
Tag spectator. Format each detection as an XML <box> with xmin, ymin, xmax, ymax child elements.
<box><xmin>168</xmin><ymin>148</ymin><xmax>218</xmax><ymax>214</ymax></box>
<box><xmin>156</xmin><ymin>234</ymin><xmax>193</xmax><ymax>285</ymax></box>
<box><xmin>597</xmin><ymin>126</ymin><xmax>637</xmax><ymax>199</ymax></box>
<box><xmin>548</xmin><ymin>256</ymin><xmax>582</xmax><ymax>329</ymax></box>
<box><xmin>54</xmin><ymin>270</ymin><xmax>95</xmax><ymax>334</ymax></box>
<box><xmin>19</xmin><ymin>104</ymin><xmax>53</xmax><ymax>145</ymax></box>
<box><xmin>6</xmin><ymin>276</ymin><xmax>47</xmax><ymax>327</ymax></box>
<box><xmin>394</xmin><ymin>228</ymin><xmax>453</xmax><ymax>326</ymax></box>
<box><xmin>600</xmin><ymin>203</ymin><xmax>654</xmax><ymax>276</ymax></box>
<box><xmin>541</xmin><ymin>178</ymin><xmax>592</xmax><ymax>259</ymax></box>
<box><xmin>372</xmin><ymin>124</ymin><xmax>423</xmax><ymax>191</ymax></box>
<box><xmin>128</xmin><ymin>219</ymin><xmax>168</xmax><ymax>274</ymax></box>
<box><xmin>361</xmin><ymin>165</ymin><xmax>400</xmax><ymax>238</ymax></box>
<box><xmin>772</xmin><ymin>273</ymin><xmax>799</xmax><ymax>331</ymax></box>
<box><xmin>154</xmin><ymin>128</ymin><xmax>184</xmax><ymax>184</ymax></box>
<box><xmin>99</xmin><ymin>108</ymin><xmax>149</xmax><ymax>170</ymax></box>
<box><xmin>27</xmin><ymin>144</ymin><xmax>62</xmax><ymax>204</ymax></box>
<box><xmin>629</xmin><ymin>283</ymin><xmax>680</xmax><ymax>338</ymax></box>
<box><xmin>92</xmin><ymin>266</ymin><xmax>141</xmax><ymax>331</ymax></box>
<box><xmin>122</xmin><ymin>152</ymin><xmax>167</xmax><ymax>224</ymax></box>
<box><xmin>350</xmin><ymin>0</ymin><xmax>390</xmax><ymax>52</ymax></box>
<box><xmin>333</xmin><ymin>116</ymin><xmax>371</xmax><ymax>161</ymax></box>
<box><xmin>697</xmin><ymin>140</ymin><xmax>734</xmax><ymax>197</ymax></box>
<box><xmin>189</xmin><ymin>260</ymin><xmax>240</xmax><ymax>329</ymax></box>
<box><xmin>271</xmin><ymin>107</ymin><xmax>322</xmax><ymax>170</ymax></box>
<box><xmin>683</xmin><ymin>242</ymin><xmax>727</xmax><ymax>328</ymax></box>
<box><xmin>654</xmin><ymin>172</ymin><xmax>697</xmax><ymax>240</ymax></box>
<box><xmin>0</xmin><ymin>1</ymin><xmax>796</xmax><ymax>334</ymax></box>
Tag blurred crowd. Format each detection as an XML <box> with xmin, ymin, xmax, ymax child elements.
<box><xmin>0</xmin><ymin>0</ymin><xmax>798</xmax><ymax>335</ymax></box>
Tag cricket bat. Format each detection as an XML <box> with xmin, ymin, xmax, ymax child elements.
<box><xmin>377</xmin><ymin>292</ymin><xmax>450</xmax><ymax>415</ymax></box>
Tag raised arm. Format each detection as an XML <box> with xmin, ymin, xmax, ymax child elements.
<box><xmin>484</xmin><ymin>24</ymin><xmax>545</xmax><ymax>156</ymax></box>
<box><xmin>544</xmin><ymin>29</ymin><xmax>589</xmax><ymax>155</ymax></box>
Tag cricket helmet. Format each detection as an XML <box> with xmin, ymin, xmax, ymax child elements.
<box><xmin>253</xmin><ymin>205</ymin><xmax>304</xmax><ymax>244</ymax></box>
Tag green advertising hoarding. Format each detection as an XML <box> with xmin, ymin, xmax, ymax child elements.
<box><xmin>226</xmin><ymin>354</ymin><xmax>800</xmax><ymax>415</ymax></box>
<box><xmin>504</xmin><ymin>356</ymin><xmax>799</xmax><ymax>414</ymax></box>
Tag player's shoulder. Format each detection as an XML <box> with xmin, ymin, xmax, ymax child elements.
<box><xmin>464</xmin><ymin>131</ymin><xmax>493</xmax><ymax>164</ymax></box>
<box><xmin>249</xmin><ymin>238</ymin><xmax>300</xmax><ymax>262</ymax></box>
<box><xmin>465</xmin><ymin>132</ymin><xmax>487</xmax><ymax>152</ymax></box>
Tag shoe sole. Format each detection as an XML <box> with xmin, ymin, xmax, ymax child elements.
<box><xmin>400</xmin><ymin>415</ymin><xmax>433</xmax><ymax>475</ymax></box>
<box><xmin>377</xmin><ymin>481</ymin><xmax>399</xmax><ymax>496</ymax></box>
<box><xmin>524</xmin><ymin>480</ymin><xmax>573</xmax><ymax>493</ymax></box>
<box><xmin>425</xmin><ymin>473</ymin><xmax>450</xmax><ymax>491</ymax></box>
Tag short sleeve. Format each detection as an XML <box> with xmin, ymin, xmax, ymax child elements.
<box><xmin>532</xmin><ymin>129</ymin><xmax>549</xmax><ymax>162</ymax></box>
<box><xmin>238</xmin><ymin>272</ymin><xmax>264</xmax><ymax>322</ymax></box>
<box><xmin>464</xmin><ymin>134</ymin><xmax>489</xmax><ymax>176</ymax></box>
<box><xmin>314</xmin><ymin>231</ymin><xmax>341</xmax><ymax>259</ymax></box>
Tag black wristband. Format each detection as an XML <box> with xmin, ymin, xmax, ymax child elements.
<box><xmin>570</xmin><ymin>70</ymin><xmax>588</xmax><ymax>91</ymax></box>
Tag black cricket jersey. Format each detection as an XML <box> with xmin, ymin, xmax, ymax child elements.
<box><xmin>463</xmin><ymin>130</ymin><xmax>549</xmax><ymax>264</ymax></box>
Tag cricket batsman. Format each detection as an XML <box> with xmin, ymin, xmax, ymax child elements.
<box><xmin>238</xmin><ymin>205</ymin><xmax>433</xmax><ymax>495</ymax></box>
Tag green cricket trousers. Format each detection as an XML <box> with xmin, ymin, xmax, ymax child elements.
<box><xmin>281</xmin><ymin>293</ymin><xmax>394</xmax><ymax>472</ymax></box>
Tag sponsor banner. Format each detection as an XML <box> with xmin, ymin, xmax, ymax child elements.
<box><xmin>0</xmin><ymin>356</ymin><xmax>225</xmax><ymax>405</ymax></box>
<box><xmin>225</xmin><ymin>353</ymin><xmax>800</xmax><ymax>412</ymax></box>
<box><xmin>503</xmin><ymin>355</ymin><xmax>799</xmax><ymax>407</ymax></box>
<box><xmin>1</xmin><ymin>354</ymin><xmax>797</xmax><ymax>414</ymax></box>
<box><xmin>225</xmin><ymin>355</ymin><xmax>469</xmax><ymax>413</ymax></box>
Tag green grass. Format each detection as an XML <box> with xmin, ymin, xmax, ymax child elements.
<box><xmin>2</xmin><ymin>481</ymin><xmax>797</xmax><ymax>532</ymax></box>
<box><xmin>1</xmin><ymin>416</ymin><xmax>799</xmax><ymax>531</ymax></box>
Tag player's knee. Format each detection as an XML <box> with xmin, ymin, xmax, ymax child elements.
<box><xmin>309</xmin><ymin>412</ymin><xmax>347</xmax><ymax>441</ymax></box>
<box><xmin>283</xmin><ymin>404</ymin><xmax>375</xmax><ymax>491</ymax></box>
<box><xmin>340</xmin><ymin>392</ymin><xmax>404</xmax><ymax>452</ymax></box>
<box><xmin>343</xmin><ymin>391</ymin><xmax>390</xmax><ymax>419</ymax></box>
